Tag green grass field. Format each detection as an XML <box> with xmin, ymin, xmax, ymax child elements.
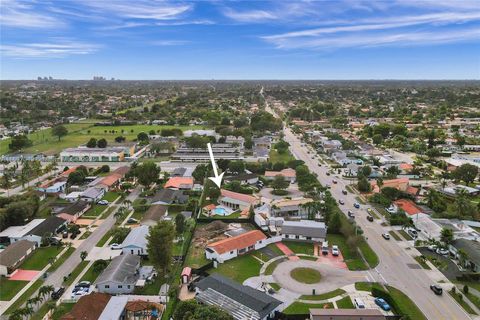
<box><xmin>210</xmin><ymin>254</ymin><xmax>262</xmax><ymax>283</ymax></box>
<box><xmin>284</xmin><ymin>241</ymin><xmax>314</xmax><ymax>255</ymax></box>
<box><xmin>283</xmin><ymin>302</ymin><xmax>334</xmax><ymax>314</ymax></box>
<box><xmin>5</xmin><ymin>279</ymin><xmax>44</xmax><ymax>314</ymax></box>
<box><xmin>300</xmin><ymin>288</ymin><xmax>345</xmax><ymax>300</ymax></box>
<box><xmin>21</xmin><ymin>246</ymin><xmax>64</xmax><ymax>270</ymax></box>
<box><xmin>336</xmin><ymin>296</ymin><xmax>355</xmax><ymax>308</ymax></box>
<box><xmin>64</xmin><ymin>260</ymin><xmax>89</xmax><ymax>286</ymax></box>
<box><xmin>0</xmin><ymin>278</ymin><xmax>28</xmax><ymax>301</ymax></box>
<box><xmin>386</xmin><ymin>285</ymin><xmax>428</xmax><ymax>320</ymax></box>
<box><xmin>80</xmin><ymin>264</ymin><xmax>102</xmax><ymax>283</ymax></box>
<box><xmin>0</xmin><ymin>123</ymin><xmax>204</xmax><ymax>155</ymax></box>
<box><xmin>290</xmin><ymin>267</ymin><xmax>321</xmax><ymax>284</ymax></box>
<box><xmin>47</xmin><ymin>247</ymin><xmax>75</xmax><ymax>272</ymax></box>
<box><xmin>269</xmin><ymin>148</ymin><xmax>295</xmax><ymax>164</ymax></box>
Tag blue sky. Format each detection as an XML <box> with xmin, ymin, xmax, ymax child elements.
<box><xmin>1</xmin><ymin>0</ymin><xmax>479</xmax><ymax>80</ymax></box>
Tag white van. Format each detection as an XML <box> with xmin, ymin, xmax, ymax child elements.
<box><xmin>321</xmin><ymin>241</ymin><xmax>329</xmax><ymax>255</ymax></box>
<box><xmin>354</xmin><ymin>298</ymin><xmax>366</xmax><ymax>309</ymax></box>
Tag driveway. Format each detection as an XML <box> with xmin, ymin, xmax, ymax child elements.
<box><xmin>272</xmin><ymin>259</ymin><xmax>368</xmax><ymax>295</ymax></box>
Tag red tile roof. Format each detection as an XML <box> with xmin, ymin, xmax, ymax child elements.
<box><xmin>207</xmin><ymin>230</ymin><xmax>267</xmax><ymax>254</ymax></box>
<box><xmin>164</xmin><ymin>177</ymin><xmax>194</xmax><ymax>189</ymax></box>
<box><xmin>400</xmin><ymin>163</ymin><xmax>413</xmax><ymax>171</ymax></box>
<box><xmin>370</xmin><ymin>177</ymin><xmax>409</xmax><ymax>193</ymax></box>
<box><xmin>394</xmin><ymin>199</ymin><xmax>422</xmax><ymax>215</ymax></box>
<box><xmin>220</xmin><ymin>189</ymin><xmax>258</xmax><ymax>204</ymax></box>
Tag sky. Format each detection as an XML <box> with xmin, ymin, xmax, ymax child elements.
<box><xmin>1</xmin><ymin>0</ymin><xmax>479</xmax><ymax>80</ymax></box>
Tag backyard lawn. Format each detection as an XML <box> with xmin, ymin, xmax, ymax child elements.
<box><xmin>283</xmin><ymin>302</ymin><xmax>334</xmax><ymax>314</ymax></box>
<box><xmin>210</xmin><ymin>254</ymin><xmax>262</xmax><ymax>283</ymax></box>
<box><xmin>21</xmin><ymin>246</ymin><xmax>64</xmax><ymax>270</ymax></box>
<box><xmin>0</xmin><ymin>278</ymin><xmax>28</xmax><ymax>300</ymax></box>
<box><xmin>83</xmin><ymin>204</ymin><xmax>108</xmax><ymax>218</ymax></box>
<box><xmin>269</xmin><ymin>148</ymin><xmax>295</xmax><ymax>164</ymax></box>
<box><xmin>103</xmin><ymin>191</ymin><xmax>120</xmax><ymax>202</ymax></box>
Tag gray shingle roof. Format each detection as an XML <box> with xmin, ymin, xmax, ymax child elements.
<box><xmin>28</xmin><ymin>216</ymin><xmax>66</xmax><ymax>237</ymax></box>
<box><xmin>121</xmin><ymin>225</ymin><xmax>149</xmax><ymax>249</ymax></box>
<box><xmin>281</xmin><ymin>220</ymin><xmax>327</xmax><ymax>238</ymax></box>
<box><xmin>0</xmin><ymin>240</ymin><xmax>36</xmax><ymax>267</ymax></box>
<box><xmin>95</xmin><ymin>254</ymin><xmax>140</xmax><ymax>286</ymax></box>
<box><xmin>60</xmin><ymin>201</ymin><xmax>90</xmax><ymax>216</ymax></box>
<box><xmin>195</xmin><ymin>274</ymin><xmax>281</xmax><ymax>319</ymax></box>
<box><xmin>452</xmin><ymin>239</ymin><xmax>480</xmax><ymax>265</ymax></box>
<box><xmin>150</xmin><ymin>189</ymin><xmax>187</xmax><ymax>204</ymax></box>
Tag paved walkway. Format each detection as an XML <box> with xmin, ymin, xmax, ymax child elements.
<box><xmin>275</xmin><ymin>242</ymin><xmax>299</xmax><ymax>261</ymax></box>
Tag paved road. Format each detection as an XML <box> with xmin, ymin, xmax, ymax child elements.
<box><xmin>0</xmin><ymin>167</ymin><xmax>62</xmax><ymax>196</ymax></box>
<box><xmin>266</xmin><ymin>105</ymin><xmax>471</xmax><ymax>320</ymax></box>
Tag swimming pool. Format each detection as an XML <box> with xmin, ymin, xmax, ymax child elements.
<box><xmin>213</xmin><ymin>207</ymin><xmax>227</xmax><ymax>216</ymax></box>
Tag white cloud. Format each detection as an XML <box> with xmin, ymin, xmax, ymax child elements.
<box><xmin>151</xmin><ymin>40</ymin><xmax>191</xmax><ymax>46</ymax></box>
<box><xmin>0</xmin><ymin>0</ymin><xmax>64</xmax><ymax>28</ymax></box>
<box><xmin>222</xmin><ymin>8</ymin><xmax>279</xmax><ymax>22</ymax></box>
<box><xmin>1</xmin><ymin>40</ymin><xmax>100</xmax><ymax>58</ymax></box>
<box><xmin>81</xmin><ymin>0</ymin><xmax>192</xmax><ymax>20</ymax></box>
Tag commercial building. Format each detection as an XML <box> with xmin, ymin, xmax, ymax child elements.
<box><xmin>171</xmin><ymin>143</ymin><xmax>244</xmax><ymax>162</ymax></box>
<box><xmin>60</xmin><ymin>147</ymin><xmax>128</xmax><ymax>162</ymax></box>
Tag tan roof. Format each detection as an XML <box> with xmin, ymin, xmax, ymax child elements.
<box><xmin>207</xmin><ymin>230</ymin><xmax>267</xmax><ymax>254</ymax></box>
<box><xmin>141</xmin><ymin>205</ymin><xmax>168</xmax><ymax>224</ymax></box>
<box><xmin>0</xmin><ymin>240</ymin><xmax>36</xmax><ymax>267</ymax></box>
<box><xmin>220</xmin><ymin>189</ymin><xmax>258</xmax><ymax>204</ymax></box>
<box><xmin>271</xmin><ymin>197</ymin><xmax>313</xmax><ymax>208</ymax></box>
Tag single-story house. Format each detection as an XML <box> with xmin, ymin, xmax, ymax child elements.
<box><xmin>0</xmin><ymin>240</ymin><xmax>36</xmax><ymax>276</ymax></box>
<box><xmin>121</xmin><ymin>225</ymin><xmax>149</xmax><ymax>256</ymax></box>
<box><xmin>81</xmin><ymin>187</ymin><xmax>106</xmax><ymax>203</ymax></box>
<box><xmin>0</xmin><ymin>219</ymin><xmax>44</xmax><ymax>244</ymax></box>
<box><xmin>224</xmin><ymin>173</ymin><xmax>259</xmax><ymax>185</ymax></box>
<box><xmin>441</xmin><ymin>185</ymin><xmax>480</xmax><ymax>197</ymax></box>
<box><xmin>172</xmin><ymin>167</ymin><xmax>187</xmax><ymax>177</ymax></box>
<box><xmin>195</xmin><ymin>273</ymin><xmax>282</xmax><ymax>320</ymax></box>
<box><xmin>98</xmin><ymin>296</ymin><xmax>164</xmax><ymax>320</ymax></box>
<box><xmin>37</xmin><ymin>180</ymin><xmax>67</xmax><ymax>194</ymax></box>
<box><xmin>270</xmin><ymin>197</ymin><xmax>314</xmax><ymax>219</ymax></box>
<box><xmin>279</xmin><ymin>220</ymin><xmax>327</xmax><ymax>242</ymax></box>
<box><xmin>21</xmin><ymin>216</ymin><xmax>67</xmax><ymax>246</ymax></box>
<box><xmin>56</xmin><ymin>201</ymin><xmax>91</xmax><ymax>223</ymax></box>
<box><xmin>310</xmin><ymin>308</ymin><xmax>386</xmax><ymax>320</ymax></box>
<box><xmin>95</xmin><ymin>254</ymin><xmax>140</xmax><ymax>295</ymax></box>
<box><xmin>218</xmin><ymin>189</ymin><xmax>259</xmax><ymax>211</ymax></box>
<box><xmin>140</xmin><ymin>205</ymin><xmax>169</xmax><ymax>226</ymax></box>
<box><xmin>264</xmin><ymin>168</ymin><xmax>296</xmax><ymax>183</ymax></box>
<box><xmin>64</xmin><ymin>191</ymin><xmax>83</xmax><ymax>202</ymax></box>
<box><xmin>393</xmin><ymin>199</ymin><xmax>422</xmax><ymax>216</ymax></box>
<box><xmin>96</xmin><ymin>166</ymin><xmax>130</xmax><ymax>190</ymax></box>
<box><xmin>205</xmin><ymin>230</ymin><xmax>267</xmax><ymax>263</ymax></box>
<box><xmin>61</xmin><ymin>292</ymin><xmax>112</xmax><ymax>320</ymax></box>
<box><xmin>164</xmin><ymin>177</ymin><xmax>194</xmax><ymax>190</ymax></box>
<box><xmin>449</xmin><ymin>239</ymin><xmax>480</xmax><ymax>273</ymax></box>
<box><xmin>150</xmin><ymin>189</ymin><xmax>188</xmax><ymax>205</ymax></box>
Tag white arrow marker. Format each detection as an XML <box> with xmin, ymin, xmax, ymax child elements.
<box><xmin>207</xmin><ymin>143</ymin><xmax>224</xmax><ymax>188</ymax></box>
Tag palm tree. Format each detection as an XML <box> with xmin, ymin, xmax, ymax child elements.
<box><xmin>123</xmin><ymin>199</ymin><xmax>132</xmax><ymax>209</ymax></box>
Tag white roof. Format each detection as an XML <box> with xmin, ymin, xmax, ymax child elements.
<box><xmin>0</xmin><ymin>219</ymin><xmax>45</xmax><ymax>238</ymax></box>
<box><xmin>98</xmin><ymin>296</ymin><xmax>128</xmax><ymax>320</ymax></box>
<box><xmin>48</xmin><ymin>181</ymin><xmax>66</xmax><ymax>189</ymax></box>
<box><xmin>121</xmin><ymin>225</ymin><xmax>149</xmax><ymax>249</ymax></box>
<box><xmin>65</xmin><ymin>191</ymin><xmax>83</xmax><ymax>199</ymax></box>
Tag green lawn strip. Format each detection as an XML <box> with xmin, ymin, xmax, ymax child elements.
<box><xmin>300</xmin><ymin>256</ymin><xmax>318</xmax><ymax>261</ymax></box>
<box><xmin>449</xmin><ymin>290</ymin><xmax>478</xmax><ymax>315</ymax></box>
<box><xmin>358</xmin><ymin>240</ymin><xmax>379</xmax><ymax>268</ymax></box>
<box><xmin>266</xmin><ymin>243</ymin><xmax>285</xmax><ymax>257</ymax></box>
<box><xmin>31</xmin><ymin>301</ymin><xmax>51</xmax><ymax>320</ymax></box>
<box><xmin>300</xmin><ymin>289</ymin><xmax>345</xmax><ymax>300</ymax></box>
<box><xmin>103</xmin><ymin>191</ymin><xmax>120</xmax><ymax>202</ymax></box>
<box><xmin>455</xmin><ymin>281</ymin><xmax>480</xmax><ymax>292</ymax></box>
<box><xmin>465</xmin><ymin>292</ymin><xmax>480</xmax><ymax>309</ymax></box>
<box><xmin>79</xmin><ymin>231</ymin><xmax>92</xmax><ymax>240</ymax></box>
<box><xmin>336</xmin><ymin>295</ymin><xmax>355</xmax><ymax>308</ymax></box>
<box><xmin>388</xmin><ymin>230</ymin><xmax>402</xmax><ymax>241</ymax></box>
<box><xmin>211</xmin><ymin>254</ymin><xmax>262</xmax><ymax>283</ymax></box>
<box><xmin>96</xmin><ymin>230</ymin><xmax>113</xmax><ymax>247</ymax></box>
<box><xmin>5</xmin><ymin>279</ymin><xmax>44</xmax><ymax>314</ymax></box>
<box><xmin>20</xmin><ymin>246</ymin><xmax>64</xmax><ymax>270</ymax></box>
<box><xmin>398</xmin><ymin>229</ymin><xmax>413</xmax><ymax>241</ymax></box>
<box><xmin>283</xmin><ymin>241</ymin><xmax>314</xmax><ymax>255</ymax></box>
<box><xmin>414</xmin><ymin>256</ymin><xmax>431</xmax><ymax>270</ymax></box>
<box><xmin>368</xmin><ymin>209</ymin><xmax>380</xmax><ymax>219</ymax></box>
<box><xmin>355</xmin><ymin>282</ymin><xmax>383</xmax><ymax>291</ymax></box>
<box><xmin>63</xmin><ymin>260</ymin><xmax>90</xmax><ymax>286</ymax></box>
<box><xmin>290</xmin><ymin>268</ymin><xmax>321</xmax><ymax>284</ymax></box>
<box><xmin>269</xmin><ymin>149</ymin><xmax>294</xmax><ymax>164</ymax></box>
<box><xmin>51</xmin><ymin>303</ymin><xmax>75</xmax><ymax>320</ymax></box>
<box><xmin>283</xmin><ymin>302</ymin><xmax>334</xmax><ymax>314</ymax></box>
<box><xmin>80</xmin><ymin>264</ymin><xmax>102</xmax><ymax>283</ymax></box>
<box><xmin>265</xmin><ymin>258</ymin><xmax>286</xmax><ymax>275</ymax></box>
<box><xmin>84</xmin><ymin>204</ymin><xmax>107</xmax><ymax>217</ymax></box>
<box><xmin>269</xmin><ymin>283</ymin><xmax>281</xmax><ymax>291</ymax></box>
<box><xmin>386</xmin><ymin>285</ymin><xmax>428</xmax><ymax>320</ymax></box>
<box><xmin>0</xmin><ymin>278</ymin><xmax>29</xmax><ymax>300</ymax></box>
<box><xmin>326</xmin><ymin>234</ymin><xmax>368</xmax><ymax>271</ymax></box>
<box><xmin>425</xmin><ymin>255</ymin><xmax>448</xmax><ymax>271</ymax></box>
<box><xmin>47</xmin><ymin>247</ymin><xmax>75</xmax><ymax>272</ymax></box>
<box><xmin>99</xmin><ymin>206</ymin><xmax>116</xmax><ymax>219</ymax></box>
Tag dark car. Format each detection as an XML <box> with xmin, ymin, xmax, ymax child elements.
<box><xmin>374</xmin><ymin>298</ymin><xmax>391</xmax><ymax>311</ymax></box>
<box><xmin>353</xmin><ymin>203</ymin><xmax>360</xmax><ymax>209</ymax></box>
<box><xmin>51</xmin><ymin>287</ymin><xmax>65</xmax><ymax>300</ymax></box>
<box><xmin>430</xmin><ymin>285</ymin><xmax>443</xmax><ymax>295</ymax></box>
<box><xmin>342</xmin><ymin>190</ymin><xmax>348</xmax><ymax>195</ymax></box>
<box><xmin>347</xmin><ymin>210</ymin><xmax>355</xmax><ymax>219</ymax></box>
<box><xmin>367</xmin><ymin>215</ymin><xmax>374</xmax><ymax>222</ymax></box>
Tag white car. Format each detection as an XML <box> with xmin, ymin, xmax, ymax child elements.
<box><xmin>427</xmin><ymin>244</ymin><xmax>437</xmax><ymax>252</ymax></box>
<box><xmin>436</xmin><ymin>248</ymin><xmax>449</xmax><ymax>256</ymax></box>
<box><xmin>354</xmin><ymin>298</ymin><xmax>366</xmax><ymax>309</ymax></box>
<box><xmin>331</xmin><ymin>245</ymin><xmax>339</xmax><ymax>256</ymax></box>
<box><xmin>110</xmin><ymin>243</ymin><xmax>121</xmax><ymax>250</ymax></box>
<box><xmin>97</xmin><ymin>200</ymin><xmax>109</xmax><ymax>205</ymax></box>
<box><xmin>71</xmin><ymin>287</ymin><xmax>89</xmax><ymax>299</ymax></box>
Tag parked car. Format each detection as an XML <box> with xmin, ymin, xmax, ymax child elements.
<box><xmin>127</xmin><ymin>218</ymin><xmax>138</xmax><ymax>224</ymax></box>
<box><xmin>326</xmin><ymin>172</ymin><xmax>331</xmax><ymax>176</ymax></box>
<box><xmin>71</xmin><ymin>287</ymin><xmax>89</xmax><ymax>299</ymax></box>
<box><xmin>367</xmin><ymin>208</ymin><xmax>374</xmax><ymax>215</ymax></box>
<box><xmin>110</xmin><ymin>243</ymin><xmax>121</xmax><ymax>250</ymax></box>
<box><xmin>62</xmin><ymin>231</ymin><xmax>68</xmax><ymax>239</ymax></box>
<box><xmin>430</xmin><ymin>284</ymin><xmax>443</xmax><ymax>295</ymax></box>
<box><xmin>339</xmin><ymin>199</ymin><xmax>345</xmax><ymax>205</ymax></box>
<box><xmin>367</xmin><ymin>215</ymin><xmax>374</xmax><ymax>222</ymax></box>
<box><xmin>407</xmin><ymin>228</ymin><xmax>418</xmax><ymax>239</ymax></box>
<box><xmin>70</xmin><ymin>233</ymin><xmax>77</xmax><ymax>240</ymax></box>
<box><xmin>331</xmin><ymin>245</ymin><xmax>339</xmax><ymax>256</ymax></box>
<box><xmin>51</xmin><ymin>287</ymin><xmax>65</xmax><ymax>300</ymax></box>
<box><xmin>427</xmin><ymin>244</ymin><xmax>437</xmax><ymax>252</ymax></box>
<box><xmin>332</xmin><ymin>180</ymin><xmax>338</xmax><ymax>184</ymax></box>
<box><xmin>436</xmin><ymin>248</ymin><xmax>449</xmax><ymax>256</ymax></box>
<box><xmin>321</xmin><ymin>241</ymin><xmax>329</xmax><ymax>255</ymax></box>
<box><xmin>374</xmin><ymin>298</ymin><xmax>391</xmax><ymax>311</ymax></box>
<box><xmin>325</xmin><ymin>184</ymin><xmax>331</xmax><ymax>189</ymax></box>
<box><xmin>353</xmin><ymin>202</ymin><xmax>360</xmax><ymax>209</ymax></box>
<box><xmin>382</xmin><ymin>233</ymin><xmax>391</xmax><ymax>240</ymax></box>
<box><xmin>75</xmin><ymin>281</ymin><xmax>91</xmax><ymax>289</ymax></box>
<box><xmin>354</xmin><ymin>298</ymin><xmax>366</xmax><ymax>309</ymax></box>
<box><xmin>342</xmin><ymin>190</ymin><xmax>348</xmax><ymax>195</ymax></box>
<box><xmin>347</xmin><ymin>210</ymin><xmax>355</xmax><ymax>219</ymax></box>
<box><xmin>97</xmin><ymin>200</ymin><xmax>109</xmax><ymax>205</ymax></box>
